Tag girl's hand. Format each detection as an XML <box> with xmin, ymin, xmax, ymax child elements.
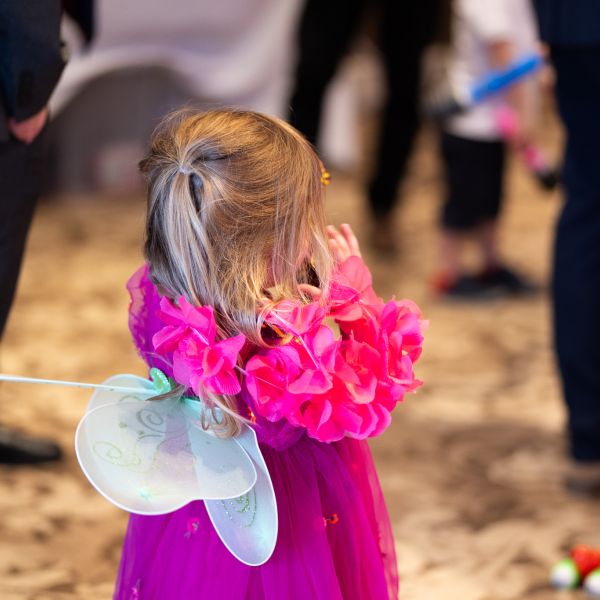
<box><xmin>298</xmin><ymin>284</ymin><xmax>322</xmax><ymax>301</ymax></box>
<box><xmin>327</xmin><ymin>224</ymin><xmax>362</xmax><ymax>263</ymax></box>
<box><xmin>8</xmin><ymin>107</ymin><xmax>48</xmax><ymax>144</ymax></box>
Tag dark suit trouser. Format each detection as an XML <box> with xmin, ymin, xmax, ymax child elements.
<box><xmin>0</xmin><ymin>132</ymin><xmax>45</xmax><ymax>340</ymax></box>
<box><xmin>552</xmin><ymin>46</ymin><xmax>600</xmax><ymax>461</ymax></box>
<box><xmin>289</xmin><ymin>0</ymin><xmax>437</xmax><ymax>218</ymax></box>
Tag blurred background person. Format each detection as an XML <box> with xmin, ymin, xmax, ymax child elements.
<box><xmin>288</xmin><ymin>0</ymin><xmax>441</xmax><ymax>255</ymax></box>
<box><xmin>432</xmin><ymin>0</ymin><xmax>541</xmax><ymax>299</ymax></box>
<box><xmin>0</xmin><ymin>0</ymin><xmax>65</xmax><ymax>463</ymax></box>
<box><xmin>535</xmin><ymin>0</ymin><xmax>600</xmax><ymax>495</ymax></box>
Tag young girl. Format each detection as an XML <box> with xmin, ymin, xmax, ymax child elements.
<box><xmin>116</xmin><ymin>109</ymin><xmax>424</xmax><ymax>599</ymax></box>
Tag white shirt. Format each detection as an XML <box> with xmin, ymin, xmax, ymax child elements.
<box><xmin>445</xmin><ymin>0</ymin><xmax>540</xmax><ymax>141</ymax></box>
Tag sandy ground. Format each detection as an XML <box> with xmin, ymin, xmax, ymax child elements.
<box><xmin>1</xmin><ymin>118</ymin><xmax>599</xmax><ymax>600</ymax></box>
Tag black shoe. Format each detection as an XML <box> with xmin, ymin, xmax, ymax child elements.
<box><xmin>434</xmin><ymin>273</ymin><xmax>503</xmax><ymax>300</ymax></box>
<box><xmin>0</xmin><ymin>427</ymin><xmax>62</xmax><ymax>464</ymax></box>
<box><xmin>476</xmin><ymin>265</ymin><xmax>540</xmax><ymax>296</ymax></box>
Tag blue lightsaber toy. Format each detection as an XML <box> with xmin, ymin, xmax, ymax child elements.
<box><xmin>426</xmin><ymin>53</ymin><xmax>544</xmax><ymax>119</ymax></box>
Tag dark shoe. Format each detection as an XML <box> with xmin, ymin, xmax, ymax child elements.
<box><xmin>0</xmin><ymin>426</ymin><xmax>62</xmax><ymax>464</ymax></box>
<box><xmin>564</xmin><ymin>461</ymin><xmax>600</xmax><ymax>498</ymax></box>
<box><xmin>476</xmin><ymin>265</ymin><xmax>540</xmax><ymax>296</ymax></box>
<box><xmin>433</xmin><ymin>273</ymin><xmax>502</xmax><ymax>300</ymax></box>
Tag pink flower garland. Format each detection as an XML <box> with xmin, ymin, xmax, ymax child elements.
<box><xmin>151</xmin><ymin>256</ymin><xmax>425</xmax><ymax>444</ymax></box>
<box><xmin>245</xmin><ymin>256</ymin><xmax>426</xmax><ymax>443</ymax></box>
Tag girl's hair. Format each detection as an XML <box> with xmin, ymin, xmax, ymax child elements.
<box><xmin>140</xmin><ymin>108</ymin><xmax>333</xmax><ymax>436</ymax></box>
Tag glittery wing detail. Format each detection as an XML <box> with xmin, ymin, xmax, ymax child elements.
<box><xmin>205</xmin><ymin>425</ymin><xmax>278</xmax><ymax>566</ymax></box>
<box><xmin>75</xmin><ymin>375</ymin><xmax>257</xmax><ymax>515</ymax></box>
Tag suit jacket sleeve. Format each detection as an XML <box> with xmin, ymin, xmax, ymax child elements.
<box><xmin>0</xmin><ymin>0</ymin><xmax>66</xmax><ymax>122</ymax></box>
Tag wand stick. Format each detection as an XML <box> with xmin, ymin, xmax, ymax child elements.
<box><xmin>0</xmin><ymin>373</ymin><xmax>155</xmax><ymax>396</ymax></box>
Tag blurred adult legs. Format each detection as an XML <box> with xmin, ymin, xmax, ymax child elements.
<box><xmin>552</xmin><ymin>46</ymin><xmax>600</xmax><ymax>463</ymax></box>
<box><xmin>0</xmin><ymin>133</ymin><xmax>45</xmax><ymax>339</ymax></box>
<box><xmin>289</xmin><ymin>0</ymin><xmax>365</xmax><ymax>146</ymax></box>
<box><xmin>0</xmin><ymin>131</ymin><xmax>61</xmax><ymax>464</ymax></box>
<box><xmin>289</xmin><ymin>0</ymin><xmax>438</xmax><ymax>231</ymax></box>
<box><xmin>367</xmin><ymin>0</ymin><xmax>437</xmax><ymax>219</ymax></box>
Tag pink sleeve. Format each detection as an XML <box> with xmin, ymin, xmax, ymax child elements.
<box><xmin>126</xmin><ymin>264</ymin><xmax>173</xmax><ymax>375</ymax></box>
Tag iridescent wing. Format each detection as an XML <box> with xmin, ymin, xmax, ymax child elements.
<box><xmin>75</xmin><ymin>375</ymin><xmax>257</xmax><ymax>515</ymax></box>
<box><xmin>205</xmin><ymin>425</ymin><xmax>278</xmax><ymax>566</ymax></box>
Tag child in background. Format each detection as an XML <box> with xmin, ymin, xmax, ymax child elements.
<box><xmin>115</xmin><ymin>110</ymin><xmax>425</xmax><ymax>598</ymax></box>
<box><xmin>433</xmin><ymin>0</ymin><xmax>541</xmax><ymax>298</ymax></box>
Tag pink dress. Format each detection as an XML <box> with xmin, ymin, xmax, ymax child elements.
<box><xmin>114</xmin><ymin>266</ymin><xmax>399</xmax><ymax>600</ymax></box>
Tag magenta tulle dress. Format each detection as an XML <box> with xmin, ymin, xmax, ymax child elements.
<box><xmin>114</xmin><ymin>266</ymin><xmax>400</xmax><ymax>600</ymax></box>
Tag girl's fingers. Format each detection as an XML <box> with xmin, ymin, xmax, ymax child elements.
<box><xmin>328</xmin><ymin>237</ymin><xmax>347</xmax><ymax>262</ymax></box>
<box><xmin>326</xmin><ymin>225</ymin><xmax>345</xmax><ymax>245</ymax></box>
<box><xmin>298</xmin><ymin>284</ymin><xmax>322</xmax><ymax>300</ymax></box>
<box><xmin>327</xmin><ymin>224</ymin><xmax>361</xmax><ymax>260</ymax></box>
<box><xmin>339</xmin><ymin>223</ymin><xmax>361</xmax><ymax>258</ymax></box>
<box><xmin>327</xmin><ymin>225</ymin><xmax>349</xmax><ymax>249</ymax></box>
<box><xmin>326</xmin><ymin>226</ymin><xmax>346</xmax><ymax>258</ymax></box>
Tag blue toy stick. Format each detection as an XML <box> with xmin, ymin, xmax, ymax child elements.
<box><xmin>470</xmin><ymin>53</ymin><xmax>543</xmax><ymax>103</ymax></box>
<box><xmin>426</xmin><ymin>53</ymin><xmax>544</xmax><ymax>118</ymax></box>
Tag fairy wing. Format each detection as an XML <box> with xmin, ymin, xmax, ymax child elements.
<box><xmin>86</xmin><ymin>373</ymin><xmax>156</xmax><ymax>410</ymax></box>
<box><xmin>76</xmin><ymin>373</ymin><xmax>278</xmax><ymax>564</ymax></box>
<box><xmin>75</xmin><ymin>375</ymin><xmax>257</xmax><ymax>515</ymax></box>
<box><xmin>205</xmin><ymin>425</ymin><xmax>278</xmax><ymax>566</ymax></box>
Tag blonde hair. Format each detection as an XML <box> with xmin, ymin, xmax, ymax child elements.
<box><xmin>140</xmin><ymin>109</ymin><xmax>333</xmax><ymax>436</ymax></box>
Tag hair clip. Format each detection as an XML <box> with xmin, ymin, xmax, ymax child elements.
<box><xmin>320</xmin><ymin>168</ymin><xmax>331</xmax><ymax>186</ymax></box>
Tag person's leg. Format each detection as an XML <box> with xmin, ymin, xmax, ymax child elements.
<box><xmin>0</xmin><ymin>131</ymin><xmax>61</xmax><ymax>464</ymax></box>
<box><xmin>472</xmin><ymin>140</ymin><xmax>505</xmax><ymax>271</ymax></box>
<box><xmin>477</xmin><ymin>221</ymin><xmax>501</xmax><ymax>270</ymax></box>
<box><xmin>0</xmin><ymin>135</ymin><xmax>45</xmax><ymax>338</ymax></box>
<box><xmin>435</xmin><ymin>132</ymin><xmax>495</xmax><ymax>297</ymax></box>
<box><xmin>367</xmin><ymin>0</ymin><xmax>438</xmax><ymax>221</ymax></box>
<box><xmin>551</xmin><ymin>45</ymin><xmax>600</xmax><ymax>469</ymax></box>
<box><xmin>468</xmin><ymin>139</ymin><xmax>538</xmax><ymax>294</ymax></box>
<box><xmin>437</xmin><ymin>132</ymin><xmax>473</xmax><ymax>282</ymax></box>
<box><xmin>288</xmin><ymin>0</ymin><xmax>366</xmax><ymax>145</ymax></box>
<box><xmin>438</xmin><ymin>230</ymin><xmax>462</xmax><ymax>283</ymax></box>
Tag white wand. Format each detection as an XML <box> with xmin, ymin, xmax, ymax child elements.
<box><xmin>0</xmin><ymin>374</ymin><xmax>156</xmax><ymax>396</ymax></box>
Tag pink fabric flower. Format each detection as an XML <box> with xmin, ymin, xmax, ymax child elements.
<box><xmin>334</xmin><ymin>255</ymin><xmax>379</xmax><ymax>303</ymax></box>
<box><xmin>266</xmin><ymin>300</ymin><xmax>325</xmax><ymax>335</ymax></box>
<box><xmin>152</xmin><ymin>296</ymin><xmax>216</xmax><ymax>354</ymax></box>
<box><xmin>174</xmin><ymin>333</ymin><xmax>246</xmax><ymax>396</ymax></box>
<box><xmin>380</xmin><ymin>299</ymin><xmax>426</xmax><ymax>362</ymax></box>
<box><xmin>328</xmin><ymin>257</ymin><xmax>387</xmax><ymax>342</ymax></box>
<box><xmin>244</xmin><ymin>346</ymin><xmax>305</xmax><ymax>422</ymax></box>
<box><xmin>152</xmin><ymin>295</ymin><xmax>246</xmax><ymax>396</ymax></box>
<box><xmin>328</xmin><ymin>255</ymin><xmax>380</xmax><ymax>324</ymax></box>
